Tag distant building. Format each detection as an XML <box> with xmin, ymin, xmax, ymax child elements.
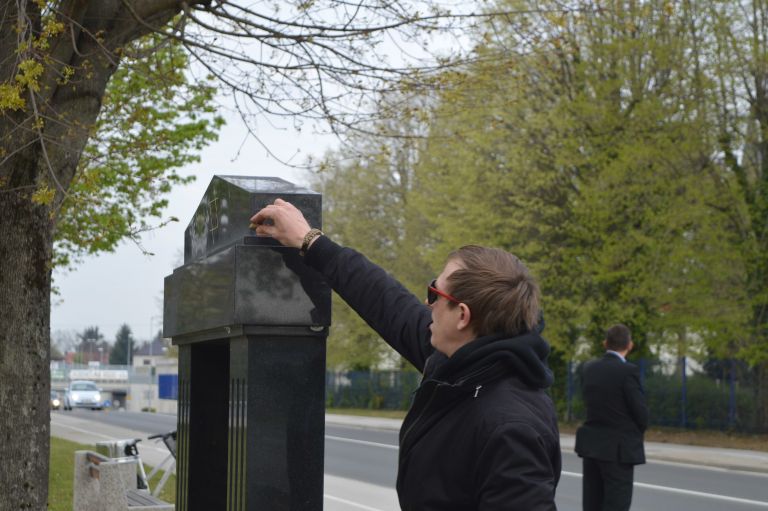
<box><xmin>129</xmin><ymin>337</ymin><xmax>178</xmax><ymax>413</ymax></box>
<box><xmin>63</xmin><ymin>340</ymin><xmax>110</xmax><ymax>365</ymax></box>
<box><xmin>133</xmin><ymin>337</ymin><xmax>168</xmax><ymax>368</ymax></box>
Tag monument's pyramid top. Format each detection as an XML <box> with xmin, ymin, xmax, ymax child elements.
<box><xmin>183</xmin><ymin>175</ymin><xmax>321</xmax><ymax>263</ymax></box>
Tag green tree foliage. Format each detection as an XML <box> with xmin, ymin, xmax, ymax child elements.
<box><xmin>413</xmin><ymin>0</ymin><xmax>748</xmax><ymax>360</ymax></box>
<box><xmin>77</xmin><ymin>326</ymin><xmax>104</xmax><ymax>344</ymax></box>
<box><xmin>316</xmin><ymin>1</ymin><xmax>757</xmax><ymax>381</ymax></box>
<box><xmin>702</xmin><ymin>1</ymin><xmax>768</xmax><ymax>366</ymax></box>
<box><xmin>73</xmin><ymin>326</ymin><xmax>109</xmax><ymax>364</ymax></box>
<box><xmin>689</xmin><ymin>0</ymin><xmax>768</xmax><ymax>426</ymax></box>
<box><xmin>109</xmin><ymin>324</ymin><xmax>134</xmax><ymax>365</ymax></box>
<box><xmin>308</xmin><ymin>94</ymin><xmax>433</xmax><ymax>370</ymax></box>
<box><xmin>54</xmin><ymin>34</ymin><xmax>223</xmax><ymax>268</ymax></box>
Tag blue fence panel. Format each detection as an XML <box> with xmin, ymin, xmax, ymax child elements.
<box><xmin>565</xmin><ymin>357</ymin><xmax>766</xmax><ymax>433</ymax></box>
<box><xmin>326</xmin><ymin>370</ymin><xmax>420</xmax><ymax>410</ymax></box>
<box><xmin>322</xmin><ymin>359</ymin><xmax>766</xmax><ymax>433</ymax></box>
<box><xmin>158</xmin><ymin>374</ymin><xmax>178</xmax><ymax>400</ymax></box>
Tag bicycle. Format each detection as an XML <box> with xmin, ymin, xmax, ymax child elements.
<box><xmin>144</xmin><ymin>431</ymin><xmax>177</xmax><ymax>497</ymax></box>
<box><xmin>95</xmin><ymin>430</ymin><xmax>177</xmax><ymax>497</ymax></box>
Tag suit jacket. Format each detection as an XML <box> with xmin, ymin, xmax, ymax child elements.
<box><xmin>575</xmin><ymin>353</ymin><xmax>648</xmax><ymax>465</ymax></box>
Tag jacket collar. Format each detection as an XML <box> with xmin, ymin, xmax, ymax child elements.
<box><xmin>429</xmin><ymin>331</ymin><xmax>554</xmax><ymax>389</ymax></box>
<box><xmin>604</xmin><ymin>351</ymin><xmax>626</xmax><ymax>363</ymax></box>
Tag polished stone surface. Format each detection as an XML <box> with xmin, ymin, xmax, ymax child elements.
<box><xmin>164</xmin><ymin>244</ymin><xmax>331</xmax><ymax>337</ymax></box>
<box><xmin>166</xmin><ymin>176</ymin><xmax>329</xmax><ymax>511</ymax></box>
<box><xmin>183</xmin><ymin>175</ymin><xmax>322</xmax><ymax>264</ymax></box>
<box><xmin>242</xmin><ymin>335</ymin><xmax>325</xmax><ymax>510</ymax></box>
<box><xmin>176</xmin><ymin>333</ymin><xmax>326</xmax><ymax>511</ymax></box>
<box><xmin>165</xmin><ymin>176</ymin><xmax>330</xmax><ymax>338</ymax></box>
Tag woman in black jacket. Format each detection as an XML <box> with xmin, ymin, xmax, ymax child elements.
<box><xmin>252</xmin><ymin>199</ymin><xmax>561</xmax><ymax>510</ymax></box>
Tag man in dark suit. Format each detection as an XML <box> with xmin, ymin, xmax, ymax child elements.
<box><xmin>575</xmin><ymin>324</ymin><xmax>648</xmax><ymax>511</ymax></box>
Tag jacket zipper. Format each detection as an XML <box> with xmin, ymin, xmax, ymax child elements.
<box><xmin>400</xmin><ymin>384</ymin><xmax>440</xmax><ymax>447</ymax></box>
<box><xmin>402</xmin><ymin>364</ymin><xmax>498</xmax><ymax>446</ymax></box>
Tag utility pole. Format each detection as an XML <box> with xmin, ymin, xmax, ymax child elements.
<box><xmin>85</xmin><ymin>337</ymin><xmax>97</xmax><ymax>365</ymax></box>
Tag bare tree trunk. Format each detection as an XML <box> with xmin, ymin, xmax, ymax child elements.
<box><xmin>0</xmin><ymin>184</ymin><xmax>54</xmax><ymax>510</ymax></box>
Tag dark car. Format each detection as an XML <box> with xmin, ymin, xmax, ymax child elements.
<box><xmin>50</xmin><ymin>390</ymin><xmax>61</xmax><ymax>410</ymax></box>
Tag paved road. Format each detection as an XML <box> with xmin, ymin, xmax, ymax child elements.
<box><xmin>51</xmin><ymin>410</ymin><xmax>768</xmax><ymax>511</ymax></box>
<box><xmin>324</xmin><ymin>423</ymin><xmax>768</xmax><ymax>511</ymax></box>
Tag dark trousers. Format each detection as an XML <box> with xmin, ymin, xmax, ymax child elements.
<box><xmin>582</xmin><ymin>457</ymin><xmax>635</xmax><ymax>511</ymax></box>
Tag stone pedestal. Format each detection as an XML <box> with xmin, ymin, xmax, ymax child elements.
<box><xmin>164</xmin><ymin>176</ymin><xmax>330</xmax><ymax>511</ymax></box>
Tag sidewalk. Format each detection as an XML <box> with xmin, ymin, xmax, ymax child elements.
<box><xmin>51</xmin><ymin>412</ymin><xmax>175</xmax><ymax>471</ymax></box>
<box><xmin>326</xmin><ymin>414</ymin><xmax>768</xmax><ymax>474</ymax></box>
<box><xmin>52</xmin><ymin>412</ymin><xmax>768</xmax><ymax>474</ymax></box>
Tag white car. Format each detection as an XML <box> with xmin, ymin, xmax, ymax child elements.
<box><xmin>64</xmin><ymin>380</ymin><xmax>103</xmax><ymax>411</ymax></box>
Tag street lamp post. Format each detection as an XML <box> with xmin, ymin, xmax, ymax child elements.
<box><xmin>147</xmin><ymin>315</ymin><xmax>162</xmax><ymax>412</ymax></box>
<box><xmin>149</xmin><ymin>315</ymin><xmax>162</xmax><ymax>356</ymax></box>
<box><xmin>85</xmin><ymin>337</ymin><xmax>97</xmax><ymax>365</ymax></box>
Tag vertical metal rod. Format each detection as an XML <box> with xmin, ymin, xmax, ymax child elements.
<box><xmin>729</xmin><ymin>359</ymin><xmax>736</xmax><ymax>429</ymax></box>
<box><xmin>566</xmin><ymin>360</ymin><xmax>573</xmax><ymax>423</ymax></box>
<box><xmin>681</xmin><ymin>356</ymin><xmax>688</xmax><ymax>429</ymax></box>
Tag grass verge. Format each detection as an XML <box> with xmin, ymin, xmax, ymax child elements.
<box><xmin>48</xmin><ymin>436</ymin><xmax>176</xmax><ymax>510</ymax></box>
<box><xmin>558</xmin><ymin>422</ymin><xmax>768</xmax><ymax>452</ymax></box>
<box><xmin>327</xmin><ymin>407</ymin><xmax>407</xmax><ymax>420</ymax></box>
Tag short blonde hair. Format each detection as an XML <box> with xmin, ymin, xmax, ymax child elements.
<box><xmin>445</xmin><ymin>245</ymin><xmax>540</xmax><ymax>337</ymax></box>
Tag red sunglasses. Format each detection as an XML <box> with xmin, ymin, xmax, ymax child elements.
<box><xmin>427</xmin><ymin>279</ymin><xmax>461</xmax><ymax>305</ymax></box>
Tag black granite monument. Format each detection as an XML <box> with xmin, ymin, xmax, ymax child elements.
<box><xmin>163</xmin><ymin>176</ymin><xmax>331</xmax><ymax>511</ymax></box>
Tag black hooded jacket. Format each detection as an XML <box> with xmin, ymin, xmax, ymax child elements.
<box><xmin>305</xmin><ymin>237</ymin><xmax>561</xmax><ymax>510</ymax></box>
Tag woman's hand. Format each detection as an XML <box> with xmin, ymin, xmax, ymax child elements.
<box><xmin>249</xmin><ymin>198</ymin><xmax>312</xmax><ymax>249</ymax></box>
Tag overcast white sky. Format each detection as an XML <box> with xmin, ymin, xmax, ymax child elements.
<box><xmin>50</xmin><ymin>107</ymin><xmax>335</xmax><ymax>345</ymax></box>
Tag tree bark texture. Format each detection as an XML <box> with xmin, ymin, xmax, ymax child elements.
<box><xmin>0</xmin><ymin>2</ymin><xmax>186</xmax><ymax>508</ymax></box>
<box><xmin>0</xmin><ymin>185</ymin><xmax>53</xmax><ymax>510</ymax></box>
